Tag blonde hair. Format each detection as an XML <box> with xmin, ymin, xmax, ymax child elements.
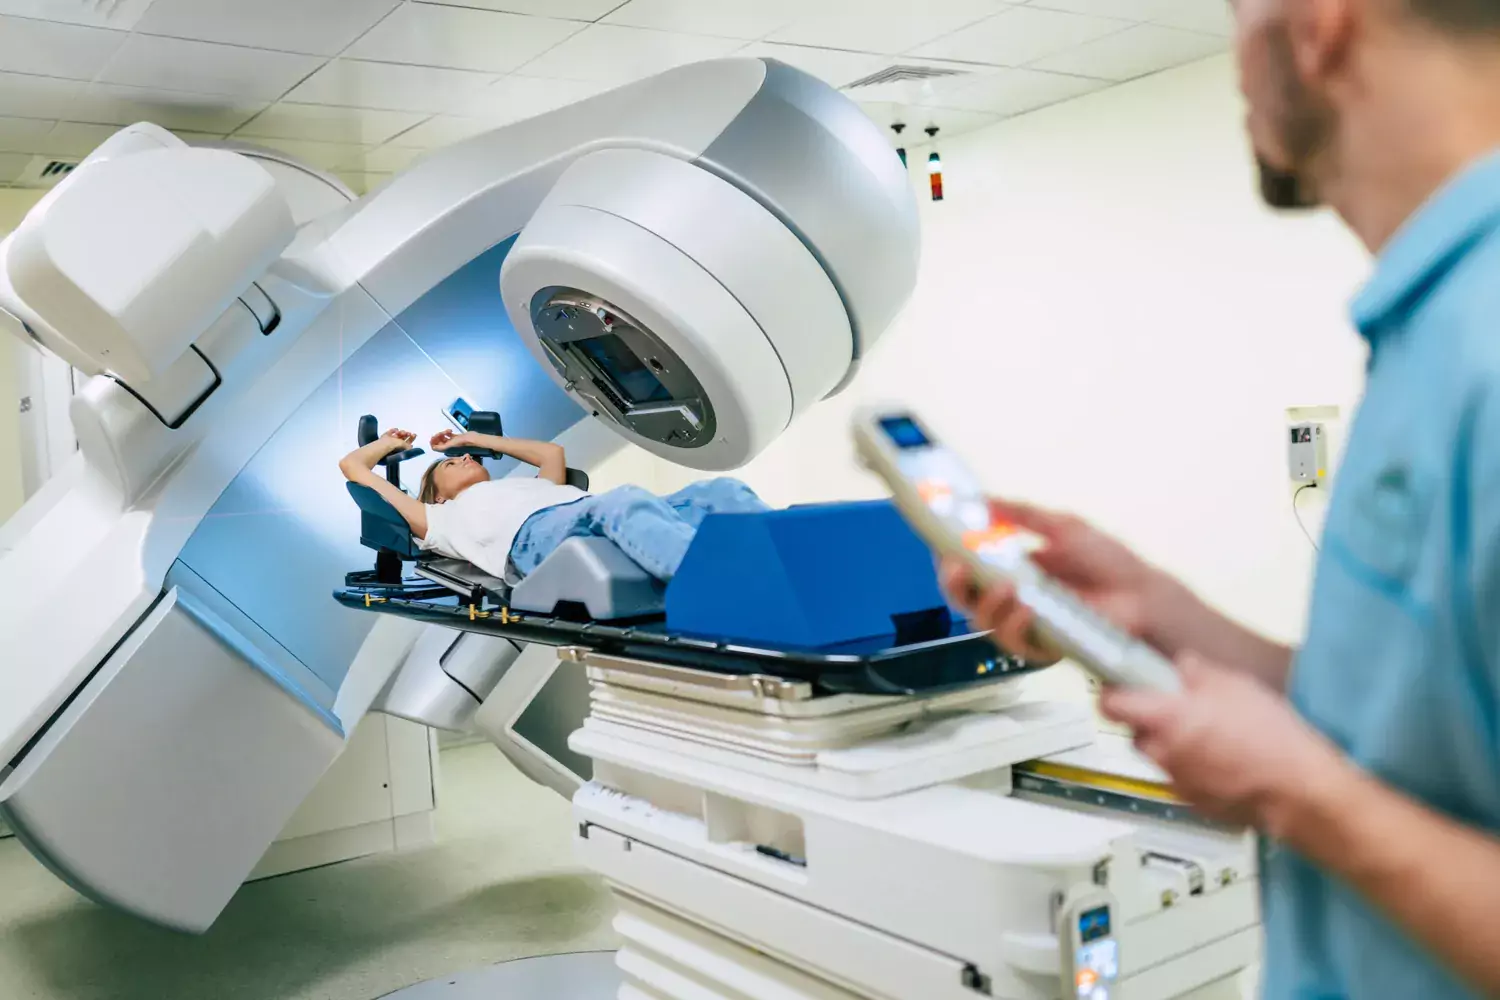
<box><xmin>419</xmin><ymin>459</ymin><xmax>445</xmax><ymax>504</ymax></box>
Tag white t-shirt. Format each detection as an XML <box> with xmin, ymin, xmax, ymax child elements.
<box><xmin>418</xmin><ymin>477</ymin><xmax>587</xmax><ymax>579</ymax></box>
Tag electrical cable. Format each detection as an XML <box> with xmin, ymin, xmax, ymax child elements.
<box><xmin>1292</xmin><ymin>483</ymin><xmax>1320</xmax><ymax>552</ymax></box>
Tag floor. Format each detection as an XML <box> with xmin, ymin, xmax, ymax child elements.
<box><xmin>0</xmin><ymin>744</ymin><xmax>620</xmax><ymax>1000</ymax></box>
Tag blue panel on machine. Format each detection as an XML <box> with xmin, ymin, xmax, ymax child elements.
<box><xmin>178</xmin><ymin>238</ymin><xmax>584</xmax><ymax>693</ymax></box>
<box><xmin>665</xmin><ymin>500</ymin><xmax>954</xmax><ymax>649</ymax></box>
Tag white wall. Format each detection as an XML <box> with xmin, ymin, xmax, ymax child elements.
<box><xmin>0</xmin><ymin>189</ymin><xmax>45</xmax><ymax>522</ymax></box>
<box><xmin>636</xmin><ymin>54</ymin><xmax>1373</xmax><ymax>663</ymax></box>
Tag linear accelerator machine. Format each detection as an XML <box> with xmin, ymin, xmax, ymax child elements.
<box><xmin>0</xmin><ymin>58</ymin><xmax>1256</xmax><ymax>999</ymax></box>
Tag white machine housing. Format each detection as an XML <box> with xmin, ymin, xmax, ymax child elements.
<box><xmin>565</xmin><ymin>649</ymin><xmax>1260</xmax><ymax>1000</ymax></box>
<box><xmin>0</xmin><ymin>58</ymin><xmax>919</xmax><ymax>932</ymax></box>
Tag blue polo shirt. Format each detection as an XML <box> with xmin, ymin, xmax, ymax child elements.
<box><xmin>1262</xmin><ymin>150</ymin><xmax>1500</xmax><ymax>999</ymax></box>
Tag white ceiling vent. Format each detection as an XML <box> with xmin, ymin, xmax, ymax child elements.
<box><xmin>16</xmin><ymin>157</ymin><xmax>80</xmax><ymax>189</ymax></box>
<box><xmin>843</xmin><ymin>65</ymin><xmax>970</xmax><ymax>90</ymax></box>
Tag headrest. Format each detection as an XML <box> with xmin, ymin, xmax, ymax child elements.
<box><xmin>441</xmin><ymin>410</ymin><xmax>502</xmax><ymax>458</ymax></box>
<box><xmin>467</xmin><ymin>411</ymin><xmax>502</xmax><ymax>436</ymax></box>
<box><xmin>347</xmin><ymin>483</ymin><xmax>420</xmax><ymax>560</ymax></box>
<box><xmin>346</xmin><ymin>480</ymin><xmax>402</xmax><ymax>519</ymax></box>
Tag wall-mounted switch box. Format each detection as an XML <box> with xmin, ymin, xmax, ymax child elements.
<box><xmin>1289</xmin><ymin>422</ymin><xmax>1327</xmax><ymax>483</ymax></box>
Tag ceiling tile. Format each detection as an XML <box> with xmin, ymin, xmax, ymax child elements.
<box><xmin>768</xmin><ymin>0</ymin><xmax>1011</xmax><ymax>55</ymax></box>
<box><xmin>0</xmin><ymin>0</ymin><xmax>155</xmax><ymax>29</ymax></box>
<box><xmin>133</xmin><ymin>0</ymin><xmax>402</xmax><ymax>57</ymax></box>
<box><xmin>411</xmin><ymin>0</ymin><xmax>623</xmax><ymax>18</ymax></box>
<box><xmin>0</xmin><ymin>71</ymin><xmax>84</xmax><ymax>120</ymax></box>
<box><xmin>0</xmin><ymin>14</ymin><xmax>127</xmax><ymax>80</ymax></box>
<box><xmin>235</xmin><ymin>103</ymin><xmax>428</xmax><ymax>145</ymax></box>
<box><xmin>334</xmin><ymin>170</ymin><xmax>394</xmax><ymax>195</ymax></box>
<box><xmin>604</xmin><ymin>0</ymin><xmax>805</xmax><ymax>40</ymax></box>
<box><xmin>346</xmin><ymin>4</ymin><xmax>583</xmax><ymax>73</ymax></box>
<box><xmin>857</xmin><ymin>101</ymin><xmax>1001</xmax><ymax>139</ymax></box>
<box><xmin>732</xmin><ymin>42</ymin><xmax>886</xmax><ymax>89</ymax></box>
<box><xmin>242</xmin><ymin>136</ymin><xmax>374</xmax><ymax>170</ymax></box>
<box><xmin>171</xmin><ymin>130</ymin><xmax>233</xmax><ymax>144</ymax></box>
<box><xmin>1031</xmin><ymin>0</ymin><xmax>1233</xmax><ymax>34</ymax></box>
<box><xmin>382</xmin><ymin>115</ymin><xmax>493</xmax><ymax>148</ymax></box>
<box><xmin>0</xmin><ymin>115</ymin><xmax>56</xmax><ymax>153</ymax></box>
<box><xmin>453</xmin><ymin>75</ymin><xmax>607</xmax><ymax>122</ymax></box>
<box><xmin>0</xmin><ymin>151</ymin><xmax>30</xmax><ymax>183</ymax></box>
<box><xmin>517</xmin><ymin>24</ymin><xmax>744</xmax><ymax>85</ymax></box>
<box><xmin>351</xmin><ymin>143</ymin><xmax>426</xmax><ymax>172</ymax></box>
<box><xmin>913</xmin><ymin>6</ymin><xmax>1128</xmax><ymax>65</ymax></box>
<box><xmin>915</xmin><ymin>65</ymin><xmax>1104</xmax><ymax>114</ymax></box>
<box><xmin>1032</xmin><ymin>23</ymin><xmax>1225</xmax><ymax>80</ymax></box>
<box><xmin>67</xmin><ymin>82</ymin><xmax>268</xmax><ymax>132</ymax></box>
<box><xmin>1024</xmin><ymin>0</ymin><xmax>1180</xmax><ymax>19</ymax></box>
<box><xmin>1153</xmin><ymin>0</ymin><xmax>1233</xmax><ymax>36</ymax></box>
<box><xmin>95</xmin><ymin>34</ymin><xmax>324</xmax><ymax>100</ymax></box>
<box><xmin>34</xmin><ymin>120</ymin><xmax>119</xmax><ymax>157</ymax></box>
<box><xmin>284</xmin><ymin>59</ymin><xmax>500</xmax><ymax>113</ymax></box>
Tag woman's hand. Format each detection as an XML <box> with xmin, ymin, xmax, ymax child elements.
<box><xmin>341</xmin><ymin>428</ymin><xmax>417</xmax><ymax>480</ymax></box>
<box><xmin>430</xmin><ymin>429</ymin><xmax>478</xmax><ymax>452</ymax></box>
<box><xmin>380</xmin><ymin>428</ymin><xmax>418</xmax><ymax>456</ymax></box>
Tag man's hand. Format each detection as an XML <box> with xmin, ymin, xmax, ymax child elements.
<box><xmin>430</xmin><ymin>429</ymin><xmax>477</xmax><ymax>452</ymax></box>
<box><xmin>1102</xmin><ymin>654</ymin><xmax>1348</xmax><ymax>832</ymax></box>
<box><xmin>940</xmin><ymin>500</ymin><xmax>1163</xmax><ymax>662</ymax></box>
<box><xmin>940</xmin><ymin>499</ymin><xmax>1295</xmax><ymax>689</ymax></box>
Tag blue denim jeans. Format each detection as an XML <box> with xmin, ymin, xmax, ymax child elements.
<box><xmin>509</xmin><ymin>478</ymin><xmax>770</xmax><ymax>581</ymax></box>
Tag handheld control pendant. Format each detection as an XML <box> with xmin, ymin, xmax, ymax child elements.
<box><xmin>852</xmin><ymin>407</ymin><xmax>1181</xmax><ymax>694</ymax></box>
<box><xmin>1060</xmin><ymin>889</ymin><xmax>1121</xmax><ymax>1000</ymax></box>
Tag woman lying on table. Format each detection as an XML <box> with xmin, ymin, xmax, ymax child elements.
<box><xmin>339</xmin><ymin>428</ymin><xmax>767</xmax><ymax>582</ymax></box>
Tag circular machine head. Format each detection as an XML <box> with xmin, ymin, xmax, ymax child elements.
<box><xmin>530</xmin><ymin>289</ymin><xmax>716</xmax><ymax>451</ymax></box>
<box><xmin>502</xmin><ymin>147</ymin><xmax>853</xmax><ymax>472</ymax></box>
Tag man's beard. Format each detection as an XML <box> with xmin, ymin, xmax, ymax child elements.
<box><xmin>1256</xmin><ymin>26</ymin><xmax>1334</xmax><ymax>210</ymax></box>
<box><xmin>1258</xmin><ymin>157</ymin><xmax>1321</xmax><ymax>209</ymax></box>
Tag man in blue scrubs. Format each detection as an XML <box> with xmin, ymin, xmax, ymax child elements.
<box><xmin>945</xmin><ymin>0</ymin><xmax>1500</xmax><ymax>995</ymax></box>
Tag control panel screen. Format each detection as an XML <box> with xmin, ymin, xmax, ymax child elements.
<box><xmin>879</xmin><ymin>415</ymin><xmax>931</xmax><ymax>449</ymax></box>
<box><xmin>445</xmin><ymin>397</ymin><xmax>474</xmax><ymax>430</ymax></box>
<box><xmin>881</xmin><ymin>419</ymin><xmax>1035</xmax><ymax>562</ymax></box>
<box><xmin>1079</xmin><ymin>905</ymin><xmax>1111</xmax><ymax>942</ymax></box>
<box><xmin>577</xmin><ymin>333</ymin><xmax>671</xmax><ymax>406</ymax></box>
<box><xmin>1074</xmin><ymin>940</ymin><xmax>1118</xmax><ymax>999</ymax></box>
<box><xmin>1073</xmin><ymin>904</ymin><xmax>1117</xmax><ymax>1000</ymax></box>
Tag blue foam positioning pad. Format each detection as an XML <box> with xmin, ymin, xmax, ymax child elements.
<box><xmin>665</xmin><ymin>500</ymin><xmax>952</xmax><ymax>649</ymax></box>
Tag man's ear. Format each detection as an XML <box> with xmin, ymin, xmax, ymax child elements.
<box><xmin>1290</xmin><ymin>0</ymin><xmax>1358</xmax><ymax>83</ymax></box>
